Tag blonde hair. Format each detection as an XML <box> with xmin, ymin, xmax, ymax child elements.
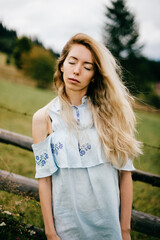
<box><xmin>54</xmin><ymin>33</ymin><xmax>142</xmax><ymax>168</ymax></box>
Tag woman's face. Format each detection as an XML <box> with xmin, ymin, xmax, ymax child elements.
<box><xmin>61</xmin><ymin>44</ymin><xmax>95</xmax><ymax>95</ymax></box>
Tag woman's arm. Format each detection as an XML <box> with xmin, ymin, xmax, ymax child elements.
<box><xmin>38</xmin><ymin>177</ymin><xmax>60</xmax><ymax>239</ymax></box>
<box><xmin>119</xmin><ymin>171</ymin><xmax>133</xmax><ymax>240</ymax></box>
<box><xmin>32</xmin><ymin>109</ymin><xmax>60</xmax><ymax>240</ymax></box>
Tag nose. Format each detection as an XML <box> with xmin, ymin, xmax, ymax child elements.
<box><xmin>73</xmin><ymin>63</ymin><xmax>81</xmax><ymax>75</ymax></box>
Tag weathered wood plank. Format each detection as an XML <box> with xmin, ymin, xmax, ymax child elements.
<box><xmin>0</xmin><ymin>128</ymin><xmax>33</xmax><ymax>151</ymax></box>
<box><xmin>0</xmin><ymin>169</ymin><xmax>39</xmax><ymax>201</ymax></box>
<box><xmin>131</xmin><ymin>210</ymin><xmax>160</xmax><ymax>238</ymax></box>
<box><xmin>132</xmin><ymin>169</ymin><xmax>160</xmax><ymax>187</ymax></box>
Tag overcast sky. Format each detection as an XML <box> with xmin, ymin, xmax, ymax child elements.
<box><xmin>0</xmin><ymin>0</ymin><xmax>160</xmax><ymax>60</ymax></box>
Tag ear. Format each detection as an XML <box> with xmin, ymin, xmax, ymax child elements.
<box><xmin>61</xmin><ymin>65</ymin><xmax>64</xmax><ymax>72</ymax></box>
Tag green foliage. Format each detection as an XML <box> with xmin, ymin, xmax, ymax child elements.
<box><xmin>121</xmin><ymin>56</ymin><xmax>160</xmax><ymax>106</ymax></box>
<box><xmin>31</xmin><ymin>37</ymin><xmax>43</xmax><ymax>47</ymax></box>
<box><xmin>0</xmin><ymin>22</ymin><xmax>58</xmax><ymax>89</ymax></box>
<box><xmin>13</xmin><ymin>36</ymin><xmax>32</xmax><ymax>69</ymax></box>
<box><xmin>0</xmin><ymin>22</ymin><xmax>17</xmax><ymax>54</ymax></box>
<box><xmin>0</xmin><ymin>204</ymin><xmax>45</xmax><ymax>239</ymax></box>
<box><xmin>103</xmin><ymin>0</ymin><xmax>141</xmax><ymax>60</ymax></box>
<box><xmin>103</xmin><ymin>0</ymin><xmax>160</xmax><ymax>106</ymax></box>
<box><xmin>122</xmin><ymin>56</ymin><xmax>154</xmax><ymax>94</ymax></box>
<box><xmin>147</xmin><ymin>93</ymin><xmax>160</xmax><ymax>108</ymax></box>
<box><xmin>22</xmin><ymin>46</ymin><xmax>56</xmax><ymax>88</ymax></box>
<box><xmin>103</xmin><ymin>0</ymin><xmax>144</xmax><ymax>94</ymax></box>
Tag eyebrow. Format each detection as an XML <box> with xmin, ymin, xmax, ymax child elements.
<box><xmin>69</xmin><ymin>56</ymin><xmax>93</xmax><ymax>65</ymax></box>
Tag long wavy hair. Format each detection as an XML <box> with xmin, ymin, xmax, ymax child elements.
<box><xmin>53</xmin><ymin>33</ymin><xmax>142</xmax><ymax>168</ymax></box>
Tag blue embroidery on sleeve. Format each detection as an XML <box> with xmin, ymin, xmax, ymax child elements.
<box><xmin>51</xmin><ymin>142</ymin><xmax>63</xmax><ymax>156</ymax></box>
<box><xmin>35</xmin><ymin>153</ymin><xmax>49</xmax><ymax>167</ymax></box>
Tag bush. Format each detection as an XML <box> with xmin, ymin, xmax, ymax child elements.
<box><xmin>147</xmin><ymin>93</ymin><xmax>160</xmax><ymax>109</ymax></box>
<box><xmin>0</xmin><ymin>208</ymin><xmax>45</xmax><ymax>240</ymax></box>
<box><xmin>22</xmin><ymin>46</ymin><xmax>56</xmax><ymax>88</ymax></box>
<box><xmin>13</xmin><ymin>36</ymin><xmax>32</xmax><ymax>69</ymax></box>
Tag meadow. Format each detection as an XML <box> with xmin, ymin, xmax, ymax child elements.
<box><xmin>0</xmin><ymin>76</ymin><xmax>160</xmax><ymax>239</ymax></box>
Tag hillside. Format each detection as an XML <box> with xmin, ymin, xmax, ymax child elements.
<box><xmin>0</xmin><ymin>52</ymin><xmax>159</xmax><ymax>114</ymax></box>
<box><xmin>0</xmin><ymin>52</ymin><xmax>37</xmax><ymax>87</ymax></box>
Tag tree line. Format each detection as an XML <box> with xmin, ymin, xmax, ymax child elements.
<box><xmin>103</xmin><ymin>0</ymin><xmax>160</xmax><ymax>108</ymax></box>
<box><xmin>0</xmin><ymin>0</ymin><xmax>160</xmax><ymax>107</ymax></box>
<box><xmin>0</xmin><ymin>22</ymin><xmax>59</xmax><ymax>88</ymax></box>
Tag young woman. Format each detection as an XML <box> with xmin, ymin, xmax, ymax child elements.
<box><xmin>32</xmin><ymin>33</ymin><xmax>142</xmax><ymax>240</ymax></box>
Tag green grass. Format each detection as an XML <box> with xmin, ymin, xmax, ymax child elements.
<box><xmin>134</xmin><ymin>110</ymin><xmax>160</xmax><ymax>175</ymax></box>
<box><xmin>0</xmin><ymin>191</ymin><xmax>43</xmax><ymax>228</ymax></box>
<box><xmin>0</xmin><ymin>79</ymin><xmax>56</xmax><ymax>231</ymax></box>
<box><xmin>0</xmin><ymin>79</ymin><xmax>160</xmax><ymax>239</ymax></box>
<box><xmin>0</xmin><ymin>204</ymin><xmax>45</xmax><ymax>240</ymax></box>
<box><xmin>0</xmin><ymin>79</ymin><xmax>55</xmax><ymax>136</ymax></box>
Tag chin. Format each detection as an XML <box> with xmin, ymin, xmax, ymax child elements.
<box><xmin>66</xmin><ymin>83</ymin><xmax>78</xmax><ymax>89</ymax></box>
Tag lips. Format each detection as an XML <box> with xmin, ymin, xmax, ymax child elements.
<box><xmin>68</xmin><ymin>78</ymin><xmax>80</xmax><ymax>84</ymax></box>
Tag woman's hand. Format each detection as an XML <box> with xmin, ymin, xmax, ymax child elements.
<box><xmin>121</xmin><ymin>229</ymin><xmax>131</xmax><ymax>240</ymax></box>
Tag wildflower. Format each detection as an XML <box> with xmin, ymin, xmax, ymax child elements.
<box><xmin>0</xmin><ymin>222</ymin><xmax>6</xmax><ymax>227</ymax></box>
<box><xmin>3</xmin><ymin>210</ymin><xmax>12</xmax><ymax>215</ymax></box>
<box><xmin>29</xmin><ymin>230</ymin><xmax>36</xmax><ymax>235</ymax></box>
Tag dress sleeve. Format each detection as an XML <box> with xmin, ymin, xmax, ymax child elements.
<box><xmin>32</xmin><ymin>134</ymin><xmax>58</xmax><ymax>178</ymax></box>
<box><xmin>119</xmin><ymin>159</ymin><xmax>135</xmax><ymax>171</ymax></box>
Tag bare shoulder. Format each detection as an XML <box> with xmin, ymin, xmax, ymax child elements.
<box><xmin>32</xmin><ymin>107</ymin><xmax>50</xmax><ymax>144</ymax></box>
<box><xmin>32</xmin><ymin>107</ymin><xmax>48</xmax><ymax>124</ymax></box>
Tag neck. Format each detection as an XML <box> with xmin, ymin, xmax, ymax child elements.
<box><xmin>65</xmin><ymin>89</ymin><xmax>87</xmax><ymax>106</ymax></box>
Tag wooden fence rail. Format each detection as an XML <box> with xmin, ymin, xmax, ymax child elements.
<box><xmin>1</xmin><ymin>128</ymin><xmax>160</xmax><ymax>187</ymax></box>
<box><xmin>132</xmin><ymin>169</ymin><xmax>160</xmax><ymax>187</ymax></box>
<box><xmin>0</xmin><ymin>169</ymin><xmax>39</xmax><ymax>201</ymax></box>
<box><xmin>0</xmin><ymin>128</ymin><xmax>33</xmax><ymax>151</ymax></box>
<box><xmin>0</xmin><ymin>169</ymin><xmax>160</xmax><ymax>238</ymax></box>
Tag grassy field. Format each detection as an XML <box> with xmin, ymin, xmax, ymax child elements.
<box><xmin>0</xmin><ymin>78</ymin><xmax>160</xmax><ymax>240</ymax></box>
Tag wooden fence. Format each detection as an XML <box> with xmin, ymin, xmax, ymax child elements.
<box><xmin>0</xmin><ymin>128</ymin><xmax>160</xmax><ymax>238</ymax></box>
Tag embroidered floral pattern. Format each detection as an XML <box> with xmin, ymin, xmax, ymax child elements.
<box><xmin>79</xmin><ymin>143</ymin><xmax>91</xmax><ymax>156</ymax></box>
<box><xmin>35</xmin><ymin>153</ymin><xmax>49</xmax><ymax>167</ymax></box>
<box><xmin>51</xmin><ymin>142</ymin><xmax>63</xmax><ymax>155</ymax></box>
<box><xmin>76</xmin><ymin>109</ymin><xmax>80</xmax><ymax>122</ymax></box>
<box><xmin>73</xmin><ymin>106</ymin><xmax>80</xmax><ymax>122</ymax></box>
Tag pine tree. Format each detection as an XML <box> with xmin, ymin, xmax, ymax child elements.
<box><xmin>103</xmin><ymin>0</ymin><xmax>141</xmax><ymax>60</ymax></box>
<box><xmin>0</xmin><ymin>22</ymin><xmax>17</xmax><ymax>54</ymax></box>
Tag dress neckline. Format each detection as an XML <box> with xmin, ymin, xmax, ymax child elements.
<box><xmin>71</xmin><ymin>95</ymin><xmax>87</xmax><ymax>108</ymax></box>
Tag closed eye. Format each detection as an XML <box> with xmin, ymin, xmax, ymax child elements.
<box><xmin>84</xmin><ymin>67</ymin><xmax>92</xmax><ymax>71</ymax></box>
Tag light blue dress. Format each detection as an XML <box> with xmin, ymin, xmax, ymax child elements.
<box><xmin>32</xmin><ymin>96</ymin><xmax>135</xmax><ymax>240</ymax></box>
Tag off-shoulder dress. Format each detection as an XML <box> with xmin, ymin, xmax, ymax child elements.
<box><xmin>32</xmin><ymin>96</ymin><xmax>135</xmax><ymax>240</ymax></box>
